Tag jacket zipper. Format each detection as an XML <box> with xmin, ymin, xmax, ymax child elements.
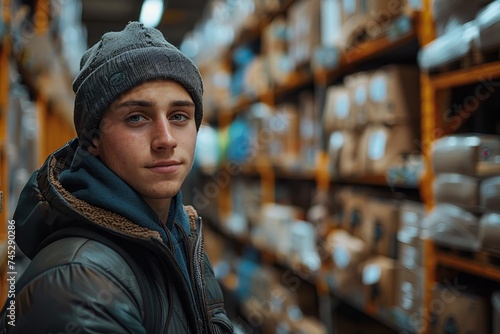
<box><xmin>160</xmin><ymin>222</ymin><xmax>205</xmax><ymax>333</ymax></box>
<box><xmin>177</xmin><ymin>217</ymin><xmax>212</xmax><ymax>334</ymax></box>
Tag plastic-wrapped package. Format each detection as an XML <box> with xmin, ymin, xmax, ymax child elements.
<box><xmin>423</xmin><ymin>204</ymin><xmax>481</xmax><ymax>251</ymax></box>
<box><xmin>433</xmin><ymin>173</ymin><xmax>480</xmax><ymax>212</ymax></box>
<box><xmin>480</xmin><ymin>176</ymin><xmax>500</xmax><ymax>212</ymax></box>
<box><xmin>431</xmin><ymin>134</ymin><xmax>500</xmax><ymax>176</ymax></box>
<box><xmin>432</xmin><ymin>0</ymin><xmax>489</xmax><ymax>37</ymax></box>
<box><xmin>474</xmin><ymin>1</ymin><xmax>500</xmax><ymax>51</ymax></box>
<box><xmin>418</xmin><ymin>21</ymin><xmax>478</xmax><ymax>72</ymax></box>
<box><xmin>478</xmin><ymin>212</ymin><xmax>500</xmax><ymax>254</ymax></box>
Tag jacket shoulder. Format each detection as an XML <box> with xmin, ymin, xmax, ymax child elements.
<box><xmin>18</xmin><ymin>237</ymin><xmax>142</xmax><ymax>307</ymax></box>
<box><xmin>9</xmin><ymin>237</ymin><xmax>147</xmax><ymax>333</ymax></box>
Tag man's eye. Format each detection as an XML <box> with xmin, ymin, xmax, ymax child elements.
<box><xmin>171</xmin><ymin>114</ymin><xmax>188</xmax><ymax>122</ymax></box>
<box><xmin>128</xmin><ymin>115</ymin><xmax>145</xmax><ymax>123</ymax></box>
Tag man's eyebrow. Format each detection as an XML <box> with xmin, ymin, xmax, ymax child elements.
<box><xmin>113</xmin><ymin>100</ymin><xmax>154</xmax><ymax>110</ymax></box>
<box><xmin>112</xmin><ymin>99</ymin><xmax>195</xmax><ymax>110</ymax></box>
<box><xmin>170</xmin><ymin>100</ymin><xmax>195</xmax><ymax>108</ymax></box>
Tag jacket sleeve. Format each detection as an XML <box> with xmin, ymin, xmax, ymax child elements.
<box><xmin>203</xmin><ymin>252</ymin><xmax>234</xmax><ymax>334</ymax></box>
<box><xmin>6</xmin><ymin>239</ymin><xmax>147</xmax><ymax>334</ymax></box>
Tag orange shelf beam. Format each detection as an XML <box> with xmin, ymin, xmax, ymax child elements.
<box><xmin>430</xmin><ymin>61</ymin><xmax>500</xmax><ymax>90</ymax></box>
<box><xmin>315</xmin><ymin>17</ymin><xmax>418</xmax><ymax>86</ymax></box>
<box><xmin>436</xmin><ymin>251</ymin><xmax>500</xmax><ymax>282</ymax></box>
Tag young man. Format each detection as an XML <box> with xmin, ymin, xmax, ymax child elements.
<box><xmin>1</xmin><ymin>22</ymin><xmax>234</xmax><ymax>333</ymax></box>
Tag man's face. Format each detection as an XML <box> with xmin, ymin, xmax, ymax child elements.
<box><xmin>89</xmin><ymin>80</ymin><xmax>198</xmax><ymax>212</ymax></box>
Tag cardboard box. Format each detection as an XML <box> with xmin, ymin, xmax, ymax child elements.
<box><xmin>480</xmin><ymin>176</ymin><xmax>500</xmax><ymax>213</ymax></box>
<box><xmin>367</xmin><ymin>65</ymin><xmax>420</xmax><ymax>125</ymax></box>
<box><xmin>243</xmin><ymin>56</ymin><xmax>271</xmax><ymax>96</ymax></box>
<box><xmin>433</xmin><ymin>173</ymin><xmax>480</xmax><ymax>212</ymax></box>
<box><xmin>341</xmin><ymin>0</ymin><xmax>403</xmax><ymax>47</ymax></box>
<box><xmin>398</xmin><ymin>236</ymin><xmax>423</xmax><ymax>270</ymax></box>
<box><xmin>400</xmin><ymin>200</ymin><xmax>426</xmax><ymax>231</ymax></box>
<box><xmin>288</xmin><ymin>0</ymin><xmax>322</xmax><ymax>68</ymax></box>
<box><xmin>345</xmin><ymin>72</ymin><xmax>371</xmax><ymax>130</ymax></box>
<box><xmin>339</xmin><ymin>129</ymin><xmax>367</xmax><ymax>177</ymax></box>
<box><xmin>398</xmin><ymin>201</ymin><xmax>424</xmax><ymax>267</ymax></box>
<box><xmin>260</xmin><ymin>203</ymin><xmax>300</xmax><ymax>255</ymax></box>
<box><xmin>299</xmin><ymin>91</ymin><xmax>321</xmax><ymax>168</ymax></box>
<box><xmin>326</xmin><ymin>230</ymin><xmax>368</xmax><ymax>298</ymax></box>
<box><xmin>364</xmin><ymin>0</ymin><xmax>404</xmax><ymax>40</ymax></box>
<box><xmin>328</xmin><ymin>130</ymin><xmax>365</xmax><ymax>177</ymax></box>
<box><xmin>431</xmin><ymin>134</ymin><xmax>500</xmax><ymax>177</ymax></box>
<box><xmin>340</xmin><ymin>0</ymin><xmax>368</xmax><ymax>48</ymax></box>
<box><xmin>289</xmin><ymin>220</ymin><xmax>321</xmax><ymax>271</ymax></box>
<box><xmin>262</xmin><ymin>16</ymin><xmax>288</xmax><ymax>55</ymax></box>
<box><xmin>267</xmin><ymin>104</ymin><xmax>300</xmax><ymax>168</ymax></box>
<box><xmin>430</xmin><ymin>284</ymin><xmax>489</xmax><ymax>334</ymax></box>
<box><xmin>365</xmin><ymin>198</ymin><xmax>401</xmax><ymax>258</ymax></box>
<box><xmin>323</xmin><ymin>85</ymin><xmax>355</xmax><ymax>132</ymax></box>
<box><xmin>320</xmin><ymin>0</ymin><xmax>343</xmax><ymax>48</ymax></box>
<box><xmin>341</xmin><ymin>190</ymin><xmax>369</xmax><ymax>239</ymax></box>
<box><xmin>363</xmin><ymin>123</ymin><xmax>419</xmax><ymax>176</ymax></box>
<box><xmin>361</xmin><ymin>256</ymin><xmax>397</xmax><ymax>310</ymax></box>
<box><xmin>395</xmin><ymin>265</ymin><xmax>424</xmax><ymax>330</ymax></box>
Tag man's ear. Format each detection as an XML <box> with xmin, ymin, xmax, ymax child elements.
<box><xmin>87</xmin><ymin>137</ymin><xmax>101</xmax><ymax>157</ymax></box>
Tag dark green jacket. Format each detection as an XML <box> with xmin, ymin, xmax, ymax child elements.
<box><xmin>2</xmin><ymin>139</ymin><xmax>233</xmax><ymax>333</ymax></box>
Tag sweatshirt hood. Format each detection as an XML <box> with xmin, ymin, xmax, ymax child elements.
<box><xmin>13</xmin><ymin>139</ymin><xmax>191</xmax><ymax>259</ymax></box>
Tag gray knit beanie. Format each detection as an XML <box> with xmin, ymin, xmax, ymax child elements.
<box><xmin>73</xmin><ymin>21</ymin><xmax>203</xmax><ymax>147</ymax></box>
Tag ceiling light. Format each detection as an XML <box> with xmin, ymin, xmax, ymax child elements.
<box><xmin>139</xmin><ymin>0</ymin><xmax>164</xmax><ymax>27</ymax></box>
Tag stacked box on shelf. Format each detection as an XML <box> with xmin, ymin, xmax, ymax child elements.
<box><xmin>230</xmin><ymin>45</ymin><xmax>257</xmax><ymax>99</ymax></box>
<box><xmin>340</xmin><ymin>0</ymin><xmax>404</xmax><ymax>49</ymax></box>
<box><xmin>363</xmin><ymin>65</ymin><xmax>421</xmax><ymax>177</ymax></box>
<box><xmin>265</xmin><ymin>103</ymin><xmax>301</xmax><ymax>168</ymax></box>
<box><xmin>313</xmin><ymin>0</ymin><xmax>343</xmax><ymax>70</ymax></box>
<box><xmin>430</xmin><ymin>283</ymin><xmax>490</xmax><ymax>334</ymax></box>
<box><xmin>360</xmin><ymin>255</ymin><xmax>398</xmax><ymax>312</ymax></box>
<box><xmin>262</xmin><ymin>16</ymin><xmax>294</xmax><ymax>87</ymax></box>
<box><xmin>364</xmin><ymin>198</ymin><xmax>401</xmax><ymax>258</ymax></box>
<box><xmin>325</xmin><ymin>188</ymin><xmax>397</xmax><ymax>306</ymax></box>
<box><xmin>299</xmin><ymin>91</ymin><xmax>322</xmax><ymax>169</ymax></box>
<box><xmin>200</xmin><ymin>61</ymin><xmax>232</xmax><ymax>116</ymax></box>
<box><xmin>325</xmin><ymin>228</ymin><xmax>368</xmax><ymax>304</ymax></box>
<box><xmin>326</xmin><ymin>186</ymin><xmax>423</xmax><ymax>314</ymax></box>
<box><xmin>394</xmin><ymin>201</ymin><xmax>426</xmax><ymax>332</ymax></box>
<box><xmin>323</xmin><ymin>65</ymin><xmax>421</xmax><ymax>179</ymax></box>
<box><xmin>288</xmin><ymin>0</ymin><xmax>321</xmax><ymax>70</ymax></box>
<box><xmin>358</xmin><ymin>198</ymin><xmax>402</xmax><ymax>312</ymax></box>
<box><xmin>244</xmin><ymin>55</ymin><xmax>272</xmax><ymax>97</ymax></box>
<box><xmin>342</xmin><ymin>72</ymin><xmax>370</xmax><ymax>177</ymax></box>
<box><xmin>479</xmin><ymin>176</ymin><xmax>500</xmax><ymax>254</ymax></box>
<box><xmin>425</xmin><ymin>134</ymin><xmax>500</xmax><ymax>252</ymax></box>
<box><xmin>324</xmin><ymin>84</ymin><xmax>360</xmax><ymax>177</ymax></box>
<box><xmin>237</xmin><ymin>258</ymin><xmax>327</xmax><ymax>333</ymax></box>
<box><xmin>252</xmin><ymin>202</ymin><xmax>321</xmax><ymax>271</ymax></box>
<box><xmin>315</xmin><ymin>0</ymin><xmax>417</xmax><ymax>70</ymax></box>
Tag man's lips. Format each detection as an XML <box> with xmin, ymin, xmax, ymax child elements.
<box><xmin>146</xmin><ymin>161</ymin><xmax>181</xmax><ymax>173</ymax></box>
